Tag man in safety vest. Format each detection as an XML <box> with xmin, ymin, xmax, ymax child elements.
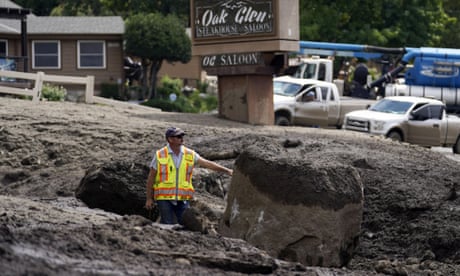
<box><xmin>145</xmin><ymin>127</ymin><xmax>233</xmax><ymax>224</ymax></box>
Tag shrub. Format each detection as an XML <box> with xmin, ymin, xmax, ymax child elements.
<box><xmin>142</xmin><ymin>76</ymin><xmax>218</xmax><ymax>113</ymax></box>
<box><xmin>156</xmin><ymin>76</ymin><xmax>183</xmax><ymax>99</ymax></box>
<box><xmin>142</xmin><ymin>98</ymin><xmax>191</xmax><ymax>112</ymax></box>
<box><xmin>41</xmin><ymin>83</ymin><xmax>67</xmax><ymax>101</ymax></box>
<box><xmin>100</xmin><ymin>83</ymin><xmax>121</xmax><ymax>100</ymax></box>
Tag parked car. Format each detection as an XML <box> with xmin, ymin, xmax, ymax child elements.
<box><xmin>344</xmin><ymin>96</ymin><xmax>460</xmax><ymax>153</ymax></box>
<box><xmin>274</xmin><ymin>76</ymin><xmax>375</xmax><ymax>128</ymax></box>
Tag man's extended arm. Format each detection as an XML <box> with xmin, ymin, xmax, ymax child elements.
<box><xmin>197</xmin><ymin>157</ymin><xmax>233</xmax><ymax>176</ymax></box>
<box><xmin>145</xmin><ymin>168</ymin><xmax>157</xmax><ymax>209</ymax></box>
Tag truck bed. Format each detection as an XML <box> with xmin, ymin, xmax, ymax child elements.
<box><xmin>338</xmin><ymin>97</ymin><xmax>376</xmax><ymax>114</ymax></box>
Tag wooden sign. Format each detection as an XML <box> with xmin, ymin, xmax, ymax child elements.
<box><xmin>194</xmin><ymin>0</ymin><xmax>274</xmax><ymax>39</ymax></box>
<box><xmin>201</xmin><ymin>52</ymin><xmax>262</xmax><ymax>67</ymax></box>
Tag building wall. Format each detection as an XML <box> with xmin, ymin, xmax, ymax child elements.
<box><xmin>3</xmin><ymin>34</ymin><xmax>124</xmax><ymax>94</ymax></box>
<box><xmin>158</xmin><ymin>55</ymin><xmax>203</xmax><ymax>87</ymax></box>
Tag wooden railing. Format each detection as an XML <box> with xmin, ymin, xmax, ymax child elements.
<box><xmin>0</xmin><ymin>70</ymin><xmax>94</xmax><ymax>103</ymax></box>
<box><xmin>0</xmin><ymin>70</ymin><xmax>160</xmax><ymax>111</ymax></box>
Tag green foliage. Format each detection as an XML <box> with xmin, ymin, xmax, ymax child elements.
<box><xmin>15</xmin><ymin>0</ymin><xmax>460</xmax><ymax>48</ymax></box>
<box><xmin>196</xmin><ymin>80</ymin><xmax>209</xmax><ymax>95</ymax></box>
<box><xmin>14</xmin><ymin>0</ymin><xmax>59</xmax><ymax>16</ymax></box>
<box><xmin>141</xmin><ymin>76</ymin><xmax>217</xmax><ymax>113</ymax></box>
<box><xmin>125</xmin><ymin>12</ymin><xmax>191</xmax><ymax>99</ymax></box>
<box><xmin>156</xmin><ymin>76</ymin><xmax>183</xmax><ymax>99</ymax></box>
<box><xmin>100</xmin><ymin>83</ymin><xmax>122</xmax><ymax>100</ymax></box>
<box><xmin>99</xmin><ymin>0</ymin><xmax>190</xmax><ymax>19</ymax></box>
<box><xmin>440</xmin><ymin>0</ymin><xmax>460</xmax><ymax>48</ymax></box>
<box><xmin>125</xmin><ymin>13</ymin><xmax>191</xmax><ymax>63</ymax></box>
<box><xmin>25</xmin><ymin>0</ymin><xmax>189</xmax><ymax>18</ymax></box>
<box><xmin>40</xmin><ymin>83</ymin><xmax>67</xmax><ymax>101</ymax></box>
<box><xmin>299</xmin><ymin>0</ymin><xmax>455</xmax><ymax>47</ymax></box>
<box><xmin>50</xmin><ymin>0</ymin><xmax>107</xmax><ymax>16</ymax></box>
<box><xmin>126</xmin><ymin>85</ymin><xmax>143</xmax><ymax>100</ymax></box>
<box><xmin>188</xmin><ymin>89</ymin><xmax>218</xmax><ymax>113</ymax></box>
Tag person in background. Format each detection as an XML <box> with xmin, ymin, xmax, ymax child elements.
<box><xmin>303</xmin><ymin>91</ymin><xmax>316</xmax><ymax>102</ymax></box>
<box><xmin>145</xmin><ymin>127</ymin><xmax>233</xmax><ymax>224</ymax></box>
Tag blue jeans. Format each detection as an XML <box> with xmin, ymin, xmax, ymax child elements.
<box><xmin>156</xmin><ymin>200</ymin><xmax>189</xmax><ymax>224</ymax></box>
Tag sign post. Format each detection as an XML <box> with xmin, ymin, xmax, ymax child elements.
<box><xmin>191</xmin><ymin>0</ymin><xmax>299</xmax><ymax>124</ymax></box>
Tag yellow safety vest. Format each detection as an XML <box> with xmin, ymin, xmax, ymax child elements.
<box><xmin>153</xmin><ymin>146</ymin><xmax>195</xmax><ymax>200</ymax></box>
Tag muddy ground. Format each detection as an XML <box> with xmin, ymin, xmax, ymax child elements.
<box><xmin>0</xmin><ymin>97</ymin><xmax>459</xmax><ymax>275</ymax></box>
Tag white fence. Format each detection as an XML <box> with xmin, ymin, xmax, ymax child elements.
<box><xmin>0</xmin><ymin>70</ymin><xmax>95</xmax><ymax>103</ymax></box>
<box><xmin>0</xmin><ymin>70</ymin><xmax>160</xmax><ymax>112</ymax></box>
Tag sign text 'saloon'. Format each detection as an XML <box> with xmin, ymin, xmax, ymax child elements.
<box><xmin>202</xmin><ymin>52</ymin><xmax>262</xmax><ymax>68</ymax></box>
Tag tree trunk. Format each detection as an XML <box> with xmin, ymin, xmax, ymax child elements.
<box><xmin>148</xmin><ymin>60</ymin><xmax>163</xmax><ymax>100</ymax></box>
<box><xmin>141</xmin><ymin>58</ymin><xmax>150</xmax><ymax>100</ymax></box>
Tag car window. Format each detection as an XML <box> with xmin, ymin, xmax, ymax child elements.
<box><xmin>412</xmin><ymin>106</ymin><xmax>430</xmax><ymax>120</ymax></box>
<box><xmin>369</xmin><ymin>99</ymin><xmax>413</xmax><ymax>114</ymax></box>
<box><xmin>300</xmin><ymin>89</ymin><xmax>316</xmax><ymax>102</ymax></box>
<box><xmin>274</xmin><ymin>81</ymin><xmax>301</xmax><ymax>96</ymax></box>
<box><xmin>294</xmin><ymin>63</ymin><xmax>318</xmax><ymax>79</ymax></box>
<box><xmin>412</xmin><ymin>104</ymin><xmax>443</xmax><ymax>120</ymax></box>
<box><xmin>317</xmin><ymin>87</ymin><xmax>326</xmax><ymax>101</ymax></box>
<box><xmin>429</xmin><ymin>105</ymin><xmax>443</xmax><ymax>120</ymax></box>
<box><xmin>318</xmin><ymin>63</ymin><xmax>326</xmax><ymax>81</ymax></box>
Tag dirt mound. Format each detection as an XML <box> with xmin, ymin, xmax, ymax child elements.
<box><xmin>0</xmin><ymin>97</ymin><xmax>459</xmax><ymax>275</ymax></box>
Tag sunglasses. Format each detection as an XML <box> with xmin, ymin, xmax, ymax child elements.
<box><xmin>172</xmin><ymin>135</ymin><xmax>184</xmax><ymax>139</ymax></box>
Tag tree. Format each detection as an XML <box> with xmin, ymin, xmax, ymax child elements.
<box><xmin>98</xmin><ymin>0</ymin><xmax>158</xmax><ymax>18</ymax></box>
<box><xmin>440</xmin><ymin>0</ymin><xmax>460</xmax><ymax>47</ymax></box>
<box><xmin>13</xmin><ymin>0</ymin><xmax>59</xmax><ymax>16</ymax></box>
<box><xmin>49</xmin><ymin>0</ymin><xmax>107</xmax><ymax>16</ymax></box>
<box><xmin>299</xmin><ymin>0</ymin><xmax>454</xmax><ymax>47</ymax></box>
<box><xmin>124</xmin><ymin>13</ymin><xmax>191</xmax><ymax>99</ymax></box>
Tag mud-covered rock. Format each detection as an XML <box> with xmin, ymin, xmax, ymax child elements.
<box><xmin>75</xmin><ymin>161</ymin><xmax>154</xmax><ymax>219</ymax></box>
<box><xmin>219</xmin><ymin>143</ymin><xmax>364</xmax><ymax>267</ymax></box>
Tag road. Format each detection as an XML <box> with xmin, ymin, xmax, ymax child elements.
<box><xmin>431</xmin><ymin>147</ymin><xmax>460</xmax><ymax>162</ymax></box>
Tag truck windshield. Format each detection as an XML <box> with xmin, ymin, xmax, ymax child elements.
<box><xmin>294</xmin><ymin>63</ymin><xmax>317</xmax><ymax>79</ymax></box>
<box><xmin>369</xmin><ymin>99</ymin><xmax>413</xmax><ymax>114</ymax></box>
<box><xmin>274</xmin><ymin>81</ymin><xmax>303</xmax><ymax>96</ymax></box>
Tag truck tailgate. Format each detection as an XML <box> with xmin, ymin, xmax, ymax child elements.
<box><xmin>338</xmin><ymin>98</ymin><xmax>375</xmax><ymax>114</ymax></box>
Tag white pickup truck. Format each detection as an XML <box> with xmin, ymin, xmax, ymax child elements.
<box><xmin>274</xmin><ymin>76</ymin><xmax>376</xmax><ymax>128</ymax></box>
<box><xmin>344</xmin><ymin>96</ymin><xmax>460</xmax><ymax>153</ymax></box>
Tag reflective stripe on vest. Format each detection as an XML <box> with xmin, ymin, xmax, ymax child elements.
<box><xmin>157</xmin><ymin>147</ymin><xmax>168</xmax><ymax>182</ymax></box>
<box><xmin>154</xmin><ymin>146</ymin><xmax>195</xmax><ymax>200</ymax></box>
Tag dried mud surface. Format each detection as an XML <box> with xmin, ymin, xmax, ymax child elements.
<box><xmin>0</xmin><ymin>97</ymin><xmax>459</xmax><ymax>275</ymax></box>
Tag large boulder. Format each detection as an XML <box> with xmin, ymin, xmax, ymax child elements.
<box><xmin>75</xmin><ymin>161</ymin><xmax>155</xmax><ymax>220</ymax></box>
<box><xmin>218</xmin><ymin>141</ymin><xmax>364</xmax><ymax>267</ymax></box>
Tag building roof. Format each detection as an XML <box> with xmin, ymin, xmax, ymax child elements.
<box><xmin>0</xmin><ymin>0</ymin><xmax>22</xmax><ymax>9</ymax></box>
<box><xmin>0</xmin><ymin>1</ymin><xmax>124</xmax><ymax>35</ymax></box>
<box><xmin>0</xmin><ymin>15</ymin><xmax>124</xmax><ymax>35</ymax></box>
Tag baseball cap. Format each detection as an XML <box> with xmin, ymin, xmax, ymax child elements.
<box><xmin>165</xmin><ymin>127</ymin><xmax>185</xmax><ymax>138</ymax></box>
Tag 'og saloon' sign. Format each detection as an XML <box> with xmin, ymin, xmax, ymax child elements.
<box><xmin>194</xmin><ymin>0</ymin><xmax>274</xmax><ymax>39</ymax></box>
<box><xmin>201</xmin><ymin>52</ymin><xmax>262</xmax><ymax>68</ymax></box>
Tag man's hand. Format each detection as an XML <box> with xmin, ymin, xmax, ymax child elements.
<box><xmin>145</xmin><ymin>198</ymin><xmax>154</xmax><ymax>210</ymax></box>
<box><xmin>145</xmin><ymin>168</ymin><xmax>156</xmax><ymax>210</ymax></box>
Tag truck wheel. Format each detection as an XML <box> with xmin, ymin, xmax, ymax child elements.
<box><xmin>387</xmin><ymin>131</ymin><xmax>402</xmax><ymax>142</ymax></box>
<box><xmin>453</xmin><ymin>137</ymin><xmax>460</xmax><ymax>154</ymax></box>
<box><xmin>275</xmin><ymin>115</ymin><xmax>290</xmax><ymax>126</ymax></box>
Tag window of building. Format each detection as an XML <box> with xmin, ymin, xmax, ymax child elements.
<box><xmin>78</xmin><ymin>41</ymin><xmax>105</xmax><ymax>69</ymax></box>
<box><xmin>0</xmin><ymin>40</ymin><xmax>7</xmax><ymax>57</ymax></box>
<box><xmin>32</xmin><ymin>41</ymin><xmax>60</xmax><ymax>69</ymax></box>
